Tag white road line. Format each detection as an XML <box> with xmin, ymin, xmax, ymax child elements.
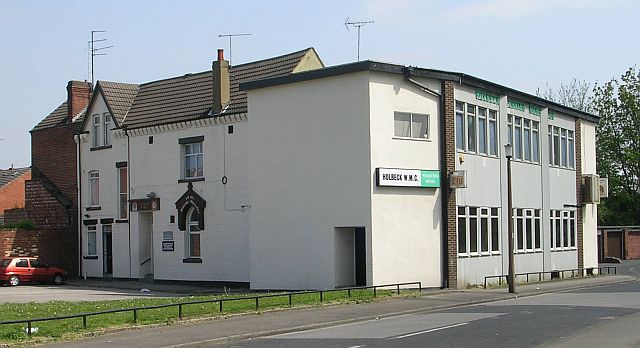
<box><xmin>391</xmin><ymin>322</ymin><xmax>468</xmax><ymax>339</ymax></box>
<box><xmin>346</xmin><ymin>345</ymin><xmax>365</xmax><ymax>348</ymax></box>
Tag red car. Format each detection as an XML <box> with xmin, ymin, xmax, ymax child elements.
<box><xmin>0</xmin><ymin>257</ymin><xmax>66</xmax><ymax>286</ymax></box>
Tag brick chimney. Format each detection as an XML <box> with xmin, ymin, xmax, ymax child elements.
<box><xmin>66</xmin><ymin>81</ymin><xmax>92</xmax><ymax>121</ymax></box>
<box><xmin>212</xmin><ymin>49</ymin><xmax>230</xmax><ymax>114</ymax></box>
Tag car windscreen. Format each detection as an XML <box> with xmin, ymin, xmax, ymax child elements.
<box><xmin>0</xmin><ymin>259</ymin><xmax>11</xmax><ymax>268</ymax></box>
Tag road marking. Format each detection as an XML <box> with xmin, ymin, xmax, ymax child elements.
<box><xmin>346</xmin><ymin>345</ymin><xmax>365</xmax><ymax>348</ymax></box>
<box><xmin>391</xmin><ymin>322</ymin><xmax>468</xmax><ymax>339</ymax></box>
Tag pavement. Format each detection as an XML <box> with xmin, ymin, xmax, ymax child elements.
<box><xmin>44</xmin><ymin>273</ymin><xmax>635</xmax><ymax>348</ymax></box>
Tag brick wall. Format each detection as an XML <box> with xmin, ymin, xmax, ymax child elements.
<box><xmin>0</xmin><ymin>170</ymin><xmax>31</xmax><ymax>213</ymax></box>
<box><xmin>30</xmin><ymin>124</ymin><xmax>79</xmax><ymax>205</ymax></box>
<box><xmin>575</xmin><ymin>119</ymin><xmax>583</xmax><ymax>269</ymax></box>
<box><xmin>3</xmin><ymin>208</ymin><xmax>27</xmax><ymax>223</ymax></box>
<box><xmin>442</xmin><ymin>80</ymin><xmax>457</xmax><ymax>288</ymax></box>
<box><xmin>0</xmin><ymin>227</ymin><xmax>77</xmax><ymax>272</ymax></box>
<box><xmin>625</xmin><ymin>230</ymin><xmax>640</xmax><ymax>259</ymax></box>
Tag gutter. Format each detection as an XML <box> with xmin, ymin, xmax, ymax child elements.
<box><xmin>403</xmin><ymin>67</ymin><xmax>449</xmax><ymax>289</ymax></box>
<box><xmin>124</xmin><ymin>127</ymin><xmax>132</xmax><ymax>278</ymax></box>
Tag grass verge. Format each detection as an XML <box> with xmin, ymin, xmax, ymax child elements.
<box><xmin>0</xmin><ymin>288</ymin><xmax>416</xmax><ymax>346</ymax></box>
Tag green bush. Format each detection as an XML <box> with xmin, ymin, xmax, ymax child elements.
<box><xmin>15</xmin><ymin>220</ymin><xmax>36</xmax><ymax>230</ymax></box>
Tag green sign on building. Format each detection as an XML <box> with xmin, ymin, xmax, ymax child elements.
<box><xmin>420</xmin><ymin>170</ymin><xmax>440</xmax><ymax>188</ymax></box>
<box><xmin>475</xmin><ymin>90</ymin><xmax>500</xmax><ymax>105</ymax></box>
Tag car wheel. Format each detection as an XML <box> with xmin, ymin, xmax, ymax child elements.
<box><xmin>8</xmin><ymin>275</ymin><xmax>20</xmax><ymax>286</ymax></box>
<box><xmin>52</xmin><ymin>274</ymin><xmax>64</xmax><ymax>285</ymax></box>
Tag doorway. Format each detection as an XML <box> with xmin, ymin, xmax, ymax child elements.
<box><xmin>334</xmin><ymin>227</ymin><xmax>366</xmax><ymax>288</ymax></box>
<box><xmin>102</xmin><ymin>225</ymin><xmax>113</xmax><ymax>276</ymax></box>
<box><xmin>138</xmin><ymin>212</ymin><xmax>154</xmax><ymax>279</ymax></box>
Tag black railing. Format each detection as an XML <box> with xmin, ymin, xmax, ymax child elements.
<box><xmin>1</xmin><ymin>281</ymin><xmax>422</xmax><ymax>337</ymax></box>
<box><xmin>484</xmin><ymin>266</ymin><xmax>617</xmax><ymax>289</ymax></box>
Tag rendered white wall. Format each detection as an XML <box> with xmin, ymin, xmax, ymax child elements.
<box><xmin>247</xmin><ymin>72</ymin><xmax>372</xmax><ymax>290</ymax></box>
<box><xmin>368</xmin><ymin>73</ymin><xmax>442</xmax><ymax>288</ymax></box>
<box><xmin>334</xmin><ymin>228</ymin><xmax>355</xmax><ymax>287</ymax></box>
<box><xmin>581</xmin><ymin>121</ymin><xmax>598</xmax><ymax>268</ymax></box>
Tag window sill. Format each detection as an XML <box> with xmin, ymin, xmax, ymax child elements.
<box><xmin>393</xmin><ymin>136</ymin><xmax>431</xmax><ymax>142</ymax></box>
<box><xmin>551</xmin><ymin>248</ymin><xmax>577</xmax><ymax>252</ymax></box>
<box><xmin>178</xmin><ymin>177</ymin><xmax>205</xmax><ymax>183</ymax></box>
<box><xmin>456</xmin><ymin>150</ymin><xmax>500</xmax><ymax>159</ymax></box>
<box><xmin>83</xmin><ymin>255</ymin><xmax>98</xmax><ymax>260</ymax></box>
<box><xmin>90</xmin><ymin>145</ymin><xmax>113</xmax><ymax>151</ymax></box>
<box><xmin>115</xmin><ymin>219</ymin><xmax>129</xmax><ymax>223</ymax></box>
<box><xmin>182</xmin><ymin>258</ymin><xmax>202</xmax><ymax>263</ymax></box>
<box><xmin>549</xmin><ymin>165</ymin><xmax>576</xmax><ymax>172</ymax></box>
<box><xmin>86</xmin><ymin>206</ymin><xmax>101</xmax><ymax>211</ymax></box>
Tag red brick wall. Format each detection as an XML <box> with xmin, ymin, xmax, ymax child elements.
<box><xmin>0</xmin><ymin>228</ymin><xmax>77</xmax><ymax>272</ymax></box>
<box><xmin>0</xmin><ymin>170</ymin><xmax>31</xmax><ymax>213</ymax></box>
<box><xmin>442</xmin><ymin>80</ymin><xmax>457</xmax><ymax>288</ymax></box>
<box><xmin>3</xmin><ymin>208</ymin><xmax>27</xmax><ymax>223</ymax></box>
<box><xmin>30</xmin><ymin>125</ymin><xmax>79</xmax><ymax>205</ymax></box>
<box><xmin>625</xmin><ymin>230</ymin><xmax>640</xmax><ymax>259</ymax></box>
<box><xmin>24</xmin><ymin>180</ymin><xmax>73</xmax><ymax>228</ymax></box>
<box><xmin>575</xmin><ymin>119</ymin><xmax>583</xmax><ymax>268</ymax></box>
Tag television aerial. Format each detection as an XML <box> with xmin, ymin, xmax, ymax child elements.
<box><xmin>344</xmin><ymin>17</ymin><xmax>374</xmax><ymax>61</ymax></box>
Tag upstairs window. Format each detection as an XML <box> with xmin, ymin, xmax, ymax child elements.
<box><xmin>93</xmin><ymin>115</ymin><xmax>101</xmax><ymax>147</ymax></box>
<box><xmin>394</xmin><ymin>112</ymin><xmax>429</xmax><ymax>139</ymax></box>
<box><xmin>548</xmin><ymin>125</ymin><xmax>575</xmax><ymax>169</ymax></box>
<box><xmin>118</xmin><ymin>166</ymin><xmax>128</xmax><ymax>219</ymax></box>
<box><xmin>185</xmin><ymin>143</ymin><xmax>203</xmax><ymax>179</ymax></box>
<box><xmin>89</xmin><ymin>170</ymin><xmax>100</xmax><ymax>206</ymax></box>
<box><xmin>507</xmin><ymin>115</ymin><xmax>540</xmax><ymax>163</ymax></box>
<box><xmin>104</xmin><ymin>113</ymin><xmax>112</xmax><ymax>146</ymax></box>
<box><xmin>455</xmin><ymin>101</ymin><xmax>498</xmax><ymax>157</ymax></box>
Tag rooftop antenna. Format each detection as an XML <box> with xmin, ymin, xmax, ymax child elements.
<box><xmin>218</xmin><ymin>33</ymin><xmax>252</xmax><ymax>65</ymax></box>
<box><xmin>344</xmin><ymin>17</ymin><xmax>374</xmax><ymax>61</ymax></box>
<box><xmin>88</xmin><ymin>30</ymin><xmax>113</xmax><ymax>86</ymax></box>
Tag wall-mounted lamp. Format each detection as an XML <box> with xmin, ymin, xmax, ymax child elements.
<box><xmin>147</xmin><ymin>192</ymin><xmax>156</xmax><ymax>199</ymax></box>
<box><xmin>84</xmin><ymin>214</ymin><xmax>90</xmax><ymax>218</ymax></box>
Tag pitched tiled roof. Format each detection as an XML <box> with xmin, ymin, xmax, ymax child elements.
<box><xmin>122</xmin><ymin>48</ymin><xmax>314</xmax><ymax>129</ymax></box>
<box><xmin>0</xmin><ymin>167</ymin><xmax>30</xmax><ymax>189</ymax></box>
<box><xmin>32</xmin><ymin>102</ymin><xmax>86</xmax><ymax>132</ymax></box>
<box><xmin>99</xmin><ymin>81</ymin><xmax>140</xmax><ymax>125</ymax></box>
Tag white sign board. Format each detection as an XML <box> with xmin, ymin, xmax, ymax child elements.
<box><xmin>376</xmin><ymin>168</ymin><xmax>440</xmax><ymax>188</ymax></box>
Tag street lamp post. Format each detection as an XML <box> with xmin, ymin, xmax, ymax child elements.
<box><xmin>505</xmin><ymin>143</ymin><xmax>516</xmax><ymax>294</ymax></box>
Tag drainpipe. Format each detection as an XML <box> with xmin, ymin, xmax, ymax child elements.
<box><xmin>124</xmin><ymin>127</ymin><xmax>132</xmax><ymax>278</ymax></box>
<box><xmin>75</xmin><ymin>133</ymin><xmax>82</xmax><ymax>278</ymax></box>
<box><xmin>403</xmin><ymin>67</ymin><xmax>449</xmax><ymax>289</ymax></box>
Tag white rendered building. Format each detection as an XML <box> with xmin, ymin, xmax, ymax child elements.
<box><xmin>76</xmin><ymin>50</ymin><xmax>598</xmax><ymax>289</ymax></box>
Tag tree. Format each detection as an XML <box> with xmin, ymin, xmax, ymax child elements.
<box><xmin>593</xmin><ymin>67</ymin><xmax>640</xmax><ymax>225</ymax></box>
<box><xmin>537</xmin><ymin>78</ymin><xmax>593</xmax><ymax>113</ymax></box>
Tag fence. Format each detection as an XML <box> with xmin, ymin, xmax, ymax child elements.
<box><xmin>0</xmin><ymin>281</ymin><xmax>422</xmax><ymax>337</ymax></box>
<box><xmin>483</xmin><ymin>266</ymin><xmax>617</xmax><ymax>289</ymax></box>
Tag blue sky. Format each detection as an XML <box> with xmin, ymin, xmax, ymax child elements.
<box><xmin>1</xmin><ymin>0</ymin><xmax>638</xmax><ymax>168</ymax></box>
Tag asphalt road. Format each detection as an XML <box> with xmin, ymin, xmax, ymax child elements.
<box><xmin>218</xmin><ymin>279</ymin><xmax>640</xmax><ymax>348</ymax></box>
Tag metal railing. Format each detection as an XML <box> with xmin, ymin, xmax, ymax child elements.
<box><xmin>484</xmin><ymin>266</ymin><xmax>617</xmax><ymax>289</ymax></box>
<box><xmin>0</xmin><ymin>281</ymin><xmax>421</xmax><ymax>337</ymax></box>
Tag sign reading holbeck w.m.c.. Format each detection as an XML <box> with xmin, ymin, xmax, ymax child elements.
<box><xmin>376</xmin><ymin>168</ymin><xmax>440</xmax><ymax>188</ymax></box>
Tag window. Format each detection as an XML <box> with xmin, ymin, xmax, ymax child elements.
<box><xmin>186</xmin><ymin>207</ymin><xmax>201</xmax><ymax>258</ymax></box>
<box><xmin>394</xmin><ymin>112</ymin><xmax>429</xmax><ymax>139</ymax></box>
<box><xmin>87</xmin><ymin>225</ymin><xmax>97</xmax><ymax>256</ymax></box>
<box><xmin>507</xmin><ymin>115</ymin><xmax>540</xmax><ymax>163</ymax></box>
<box><xmin>15</xmin><ymin>259</ymin><xmax>29</xmax><ymax>268</ymax></box>
<box><xmin>513</xmin><ymin>208</ymin><xmax>542</xmax><ymax>252</ymax></box>
<box><xmin>118</xmin><ymin>167</ymin><xmax>128</xmax><ymax>219</ymax></box>
<box><xmin>89</xmin><ymin>171</ymin><xmax>99</xmax><ymax>206</ymax></box>
<box><xmin>30</xmin><ymin>259</ymin><xmax>48</xmax><ymax>268</ymax></box>
<box><xmin>457</xmin><ymin>206</ymin><xmax>500</xmax><ymax>255</ymax></box>
<box><xmin>467</xmin><ymin>105</ymin><xmax>476</xmax><ymax>152</ymax></box>
<box><xmin>184</xmin><ymin>143</ymin><xmax>203</xmax><ymax>179</ymax></box>
<box><xmin>103</xmin><ymin>113</ymin><xmax>112</xmax><ymax>146</ymax></box>
<box><xmin>455</xmin><ymin>102</ymin><xmax>465</xmax><ymax>150</ymax></box>
<box><xmin>549</xmin><ymin>125</ymin><xmax>575</xmax><ymax>169</ymax></box>
<box><xmin>550</xmin><ymin>210</ymin><xmax>576</xmax><ymax>250</ymax></box>
<box><xmin>455</xmin><ymin>101</ymin><xmax>498</xmax><ymax>156</ymax></box>
<box><xmin>93</xmin><ymin>115</ymin><xmax>101</xmax><ymax>147</ymax></box>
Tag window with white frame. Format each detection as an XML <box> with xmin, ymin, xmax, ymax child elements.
<box><xmin>455</xmin><ymin>101</ymin><xmax>498</xmax><ymax>156</ymax></box>
<box><xmin>186</xmin><ymin>207</ymin><xmax>201</xmax><ymax>257</ymax></box>
<box><xmin>548</xmin><ymin>125</ymin><xmax>575</xmax><ymax>169</ymax></box>
<box><xmin>103</xmin><ymin>113</ymin><xmax>112</xmax><ymax>146</ymax></box>
<box><xmin>513</xmin><ymin>208</ymin><xmax>542</xmax><ymax>252</ymax></box>
<box><xmin>394</xmin><ymin>112</ymin><xmax>429</xmax><ymax>139</ymax></box>
<box><xmin>184</xmin><ymin>142</ymin><xmax>203</xmax><ymax>179</ymax></box>
<box><xmin>87</xmin><ymin>225</ymin><xmax>97</xmax><ymax>256</ymax></box>
<box><xmin>89</xmin><ymin>170</ymin><xmax>100</xmax><ymax>206</ymax></box>
<box><xmin>93</xmin><ymin>115</ymin><xmax>101</xmax><ymax>147</ymax></box>
<box><xmin>507</xmin><ymin>115</ymin><xmax>540</xmax><ymax>163</ymax></box>
<box><xmin>457</xmin><ymin>206</ymin><xmax>500</xmax><ymax>256</ymax></box>
<box><xmin>550</xmin><ymin>210</ymin><xmax>576</xmax><ymax>250</ymax></box>
<box><xmin>118</xmin><ymin>166</ymin><xmax>127</xmax><ymax>219</ymax></box>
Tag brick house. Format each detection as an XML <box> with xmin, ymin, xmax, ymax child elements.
<box><xmin>0</xmin><ymin>167</ymin><xmax>31</xmax><ymax>223</ymax></box>
<box><xmin>1</xmin><ymin>81</ymin><xmax>91</xmax><ymax>274</ymax></box>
